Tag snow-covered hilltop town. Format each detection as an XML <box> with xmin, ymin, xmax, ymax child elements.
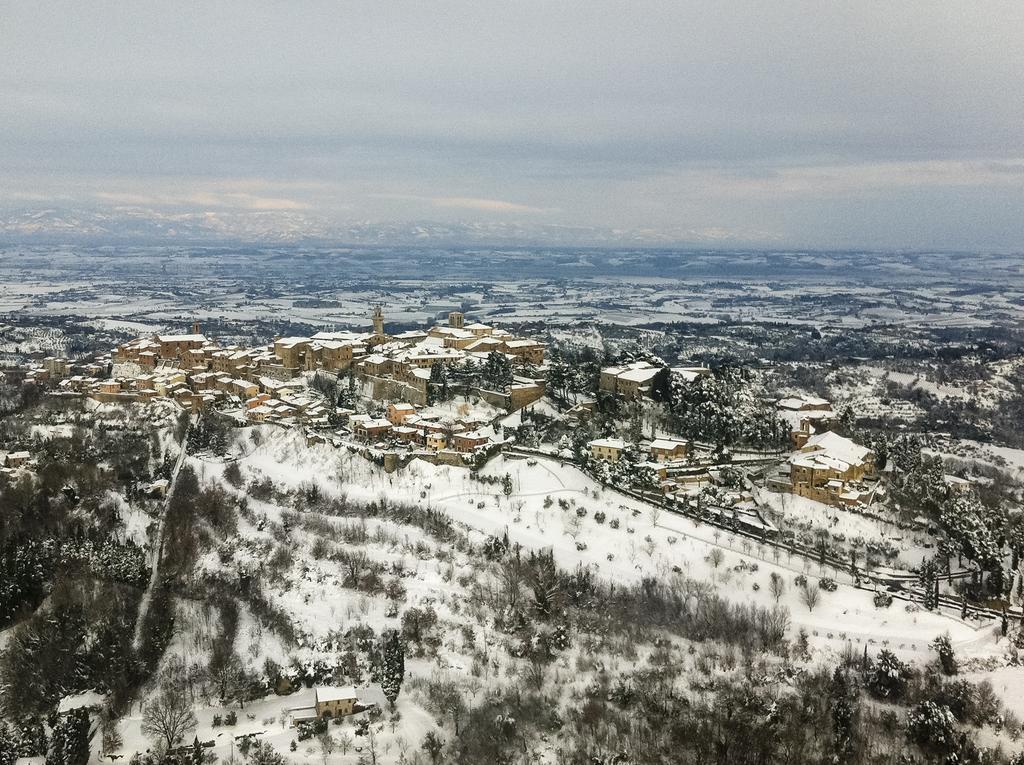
<box><xmin>3</xmin><ymin>250</ymin><xmax>1024</xmax><ymax>765</ymax></box>
<box><xmin>4</xmin><ymin>0</ymin><xmax>1024</xmax><ymax>760</ymax></box>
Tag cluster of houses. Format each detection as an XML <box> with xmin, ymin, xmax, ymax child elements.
<box><xmin>588</xmin><ymin>435</ymin><xmax>723</xmax><ymax>497</ymax></box>
<box><xmin>587</xmin><ymin>388</ymin><xmax>878</xmax><ymax>510</ymax></box>
<box><xmin>598</xmin><ymin>361</ymin><xmax>711</xmax><ymax>400</ymax></box>
<box><xmin>355</xmin><ymin>310</ymin><xmax>545</xmax><ymax>409</ymax></box>
<box><xmin>86</xmin><ymin>309</ymin><xmax>546</xmax><ymax>416</ymax></box>
<box><xmin>348</xmin><ymin>401</ymin><xmax>503</xmax><ymax>455</ymax></box>
<box><xmin>57</xmin><ymin>354</ymin><xmax>332</xmax><ymax>427</ymax></box>
<box><xmin>587</xmin><ymin>436</ymin><xmax>689</xmax><ymax>464</ymax></box>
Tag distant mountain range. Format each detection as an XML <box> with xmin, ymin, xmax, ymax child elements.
<box><xmin>0</xmin><ymin>206</ymin><xmax>769</xmax><ymax>248</ymax></box>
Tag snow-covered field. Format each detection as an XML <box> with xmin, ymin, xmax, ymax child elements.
<box><xmin>229</xmin><ymin>430</ymin><xmax>998</xmax><ymax>659</ymax></box>
<box><xmin>89</xmin><ymin>425</ymin><xmax>1016</xmax><ymax>762</ymax></box>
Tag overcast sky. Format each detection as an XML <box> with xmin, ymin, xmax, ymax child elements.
<box><xmin>2</xmin><ymin>2</ymin><xmax>1023</xmax><ymax>249</ymax></box>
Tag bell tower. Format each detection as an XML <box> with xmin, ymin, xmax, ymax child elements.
<box><xmin>372</xmin><ymin>305</ymin><xmax>385</xmax><ymax>337</ymax></box>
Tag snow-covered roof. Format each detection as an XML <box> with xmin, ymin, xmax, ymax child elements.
<box><xmin>57</xmin><ymin>690</ymin><xmax>106</xmax><ymax>714</ymax></box>
<box><xmin>157</xmin><ymin>333</ymin><xmax>207</xmax><ymax>343</ymax></box>
<box><xmin>943</xmin><ymin>474</ymin><xmax>971</xmax><ymax>486</ymax></box>
<box><xmin>589</xmin><ymin>437</ymin><xmax>627</xmax><ymax>450</ymax></box>
<box><xmin>315</xmin><ymin>685</ymin><xmax>358</xmax><ymax>703</ymax></box>
<box><xmin>671</xmin><ymin>366</ymin><xmax>710</xmax><ymax>382</ymax></box>
<box><xmin>801</xmin><ymin>431</ymin><xmax>871</xmax><ymax>466</ymax></box>
<box><xmin>778</xmin><ymin>395</ymin><xmax>831</xmax><ymax>411</ymax></box>
<box><xmin>617</xmin><ymin>366</ymin><xmax>661</xmax><ymax>383</ymax></box>
<box><xmin>649</xmin><ymin>439</ymin><xmax>686</xmax><ymax>451</ymax></box>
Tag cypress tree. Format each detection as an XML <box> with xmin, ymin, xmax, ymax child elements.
<box><xmin>381</xmin><ymin>629</ymin><xmax>405</xmax><ymax>710</ymax></box>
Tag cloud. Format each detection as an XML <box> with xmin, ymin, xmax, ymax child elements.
<box><xmin>93</xmin><ymin>189</ymin><xmax>309</xmax><ymax>211</ymax></box>
<box><xmin>371</xmin><ymin>194</ymin><xmax>551</xmax><ymax>214</ymax></box>
<box><xmin>643</xmin><ymin>159</ymin><xmax>1024</xmax><ymax>203</ymax></box>
<box><xmin>427</xmin><ymin>196</ymin><xmax>550</xmax><ymax>214</ymax></box>
<box><xmin>2</xmin><ymin>2</ymin><xmax>1024</xmax><ymax>247</ymax></box>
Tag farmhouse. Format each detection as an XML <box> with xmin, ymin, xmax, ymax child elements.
<box><xmin>649</xmin><ymin>438</ymin><xmax>688</xmax><ymax>462</ymax></box>
<box><xmin>787</xmin><ymin>431</ymin><xmax>874</xmax><ymax>506</ymax></box>
<box><xmin>588</xmin><ymin>437</ymin><xmax>627</xmax><ymax>462</ymax></box>
<box><xmin>599</xmin><ymin>362</ymin><xmax>661</xmax><ymax>400</ymax></box>
<box><xmin>314</xmin><ymin>686</ymin><xmax>358</xmax><ymax>718</ymax></box>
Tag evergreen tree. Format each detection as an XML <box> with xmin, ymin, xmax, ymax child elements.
<box><xmin>907</xmin><ymin>702</ymin><xmax>959</xmax><ymax>761</ymax></box>
<box><xmin>546</xmin><ymin>356</ymin><xmax>570</xmax><ymax>404</ymax></box>
<box><xmin>919</xmin><ymin>557</ymin><xmax>940</xmax><ymax>610</ymax></box>
<box><xmin>428</xmin><ymin>362</ymin><xmax>450</xmax><ymax>404</ymax></box>
<box><xmin>866</xmin><ymin>650</ymin><xmax>912</xmax><ymax>700</ymax></box>
<box><xmin>46</xmin><ymin>708</ymin><xmax>92</xmax><ymax>765</ymax></box>
<box><xmin>931</xmin><ymin>633</ymin><xmax>958</xmax><ymax>675</ymax></box>
<box><xmin>481</xmin><ymin>352</ymin><xmax>513</xmax><ymax>390</ymax></box>
<box><xmin>0</xmin><ymin>724</ymin><xmax>14</xmax><ymax>765</ymax></box>
<box><xmin>381</xmin><ymin>629</ymin><xmax>405</xmax><ymax>710</ymax></box>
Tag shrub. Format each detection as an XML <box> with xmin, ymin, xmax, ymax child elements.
<box><xmin>866</xmin><ymin>650</ymin><xmax>912</xmax><ymax>700</ymax></box>
<box><xmin>907</xmin><ymin>702</ymin><xmax>958</xmax><ymax>760</ymax></box>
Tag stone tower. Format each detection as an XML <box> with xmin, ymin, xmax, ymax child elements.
<box><xmin>372</xmin><ymin>305</ymin><xmax>385</xmax><ymax>337</ymax></box>
<box><xmin>448</xmin><ymin>310</ymin><xmax>464</xmax><ymax>329</ymax></box>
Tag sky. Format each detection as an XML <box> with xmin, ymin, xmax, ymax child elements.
<box><xmin>2</xmin><ymin>1</ymin><xmax>1023</xmax><ymax>250</ymax></box>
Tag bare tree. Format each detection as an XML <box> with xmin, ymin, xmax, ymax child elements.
<box><xmin>769</xmin><ymin>572</ymin><xmax>785</xmax><ymax>603</ymax></box>
<box><xmin>317</xmin><ymin>731</ymin><xmax>336</xmax><ymax>765</ymax></box>
<box><xmin>342</xmin><ymin>549</ymin><xmax>370</xmax><ymax>586</ymax></box>
<box><xmin>337</xmin><ymin>731</ymin><xmax>353</xmax><ymax>755</ymax></box>
<box><xmin>366</xmin><ymin>725</ymin><xmax>380</xmax><ymax>765</ymax></box>
<box><xmin>565</xmin><ymin>512</ymin><xmax>583</xmax><ymax>541</ymax></box>
<box><xmin>142</xmin><ymin>682</ymin><xmax>197</xmax><ymax>751</ymax></box>
<box><xmin>801</xmin><ymin>582</ymin><xmax>821</xmax><ymax>612</ymax></box>
<box><xmin>709</xmin><ymin>549</ymin><xmax>724</xmax><ymax>569</ymax></box>
<box><xmin>497</xmin><ymin>556</ymin><xmax>524</xmax><ymax>611</ymax></box>
<box><xmin>209</xmin><ymin>652</ymin><xmax>245</xmax><ymax>704</ymax></box>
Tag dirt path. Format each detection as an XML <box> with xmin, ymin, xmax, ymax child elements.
<box><xmin>132</xmin><ymin>416</ymin><xmax>193</xmax><ymax>651</ymax></box>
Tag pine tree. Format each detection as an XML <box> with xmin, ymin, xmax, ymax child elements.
<box><xmin>46</xmin><ymin>709</ymin><xmax>92</xmax><ymax>765</ymax></box>
<box><xmin>482</xmin><ymin>352</ymin><xmax>512</xmax><ymax>390</ymax></box>
<box><xmin>0</xmin><ymin>724</ymin><xmax>14</xmax><ymax>765</ymax></box>
<box><xmin>931</xmin><ymin>633</ymin><xmax>958</xmax><ymax>675</ymax></box>
<box><xmin>428</xmin><ymin>362</ymin><xmax>449</xmax><ymax>404</ymax></box>
<box><xmin>919</xmin><ymin>558</ymin><xmax>940</xmax><ymax>610</ymax></box>
<box><xmin>381</xmin><ymin>629</ymin><xmax>405</xmax><ymax>710</ymax></box>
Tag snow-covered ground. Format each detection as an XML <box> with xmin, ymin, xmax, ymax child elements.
<box><xmin>231</xmin><ymin>430</ymin><xmax>997</xmax><ymax>660</ymax></box>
